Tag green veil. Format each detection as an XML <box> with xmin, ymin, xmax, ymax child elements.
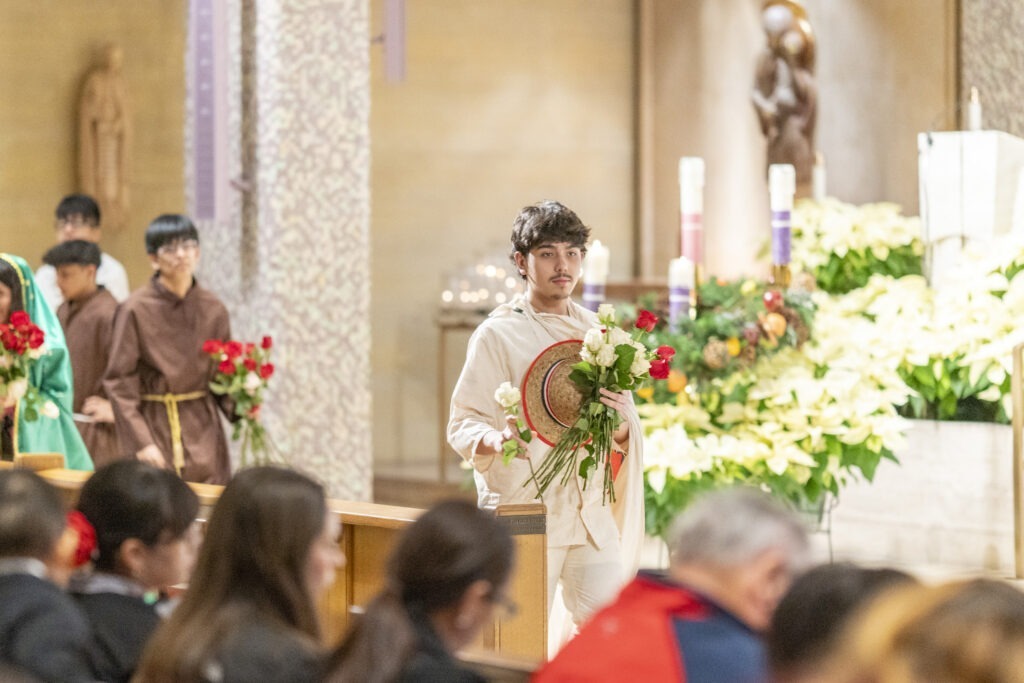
<box><xmin>1</xmin><ymin>253</ymin><xmax>93</xmax><ymax>470</ymax></box>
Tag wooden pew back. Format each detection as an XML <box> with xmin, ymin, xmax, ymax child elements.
<box><xmin>35</xmin><ymin>469</ymin><xmax>546</xmax><ymax>664</ymax></box>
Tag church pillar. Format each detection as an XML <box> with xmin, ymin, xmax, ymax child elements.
<box><xmin>188</xmin><ymin>0</ymin><xmax>372</xmax><ymax>500</ymax></box>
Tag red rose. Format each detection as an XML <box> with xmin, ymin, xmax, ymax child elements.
<box><xmin>243</xmin><ymin>343</ymin><xmax>255</xmax><ymax>355</ymax></box>
<box><xmin>247</xmin><ymin>404</ymin><xmax>262</xmax><ymax>420</ymax></box>
<box><xmin>261</xmin><ymin>336</ymin><xmax>273</xmax><ymax>350</ymax></box>
<box><xmin>656</xmin><ymin>345</ymin><xmax>676</xmax><ymax>361</ymax></box>
<box><xmin>635</xmin><ymin>310</ymin><xmax>659</xmax><ymax>333</ymax></box>
<box><xmin>243</xmin><ymin>358</ymin><xmax>258</xmax><ymax>372</ymax></box>
<box><xmin>650</xmin><ymin>359</ymin><xmax>670</xmax><ymax>380</ymax></box>
<box><xmin>27</xmin><ymin>326</ymin><xmax>44</xmax><ymax>349</ymax></box>
<box><xmin>218</xmin><ymin>359</ymin><xmax>236</xmax><ymax>375</ymax></box>
<box><xmin>66</xmin><ymin>511</ymin><xmax>97</xmax><ymax>568</ymax></box>
<box><xmin>202</xmin><ymin>339</ymin><xmax>223</xmax><ymax>355</ymax></box>
<box><xmin>259</xmin><ymin>363</ymin><xmax>274</xmax><ymax>380</ymax></box>
<box><xmin>225</xmin><ymin>341</ymin><xmax>244</xmax><ymax>359</ymax></box>
<box><xmin>8</xmin><ymin>311</ymin><xmax>29</xmax><ymax>327</ymax></box>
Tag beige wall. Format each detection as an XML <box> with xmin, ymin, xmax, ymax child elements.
<box><xmin>370</xmin><ymin>0</ymin><xmax>636</xmax><ymax>467</ymax></box>
<box><xmin>0</xmin><ymin>1</ymin><xmax>186</xmax><ymax>287</ymax></box>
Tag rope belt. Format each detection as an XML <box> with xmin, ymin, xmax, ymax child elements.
<box><xmin>141</xmin><ymin>391</ymin><xmax>206</xmax><ymax>476</ymax></box>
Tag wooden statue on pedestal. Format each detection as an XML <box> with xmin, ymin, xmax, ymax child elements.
<box><xmin>79</xmin><ymin>44</ymin><xmax>132</xmax><ymax>232</ymax></box>
<box><xmin>752</xmin><ymin>0</ymin><xmax>817</xmax><ymax>198</ymax></box>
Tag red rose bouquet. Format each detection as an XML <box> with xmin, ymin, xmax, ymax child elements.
<box><xmin>532</xmin><ymin>305</ymin><xmax>671</xmax><ymax>503</ymax></box>
<box><xmin>203</xmin><ymin>335</ymin><xmax>283</xmax><ymax>467</ymax></box>
<box><xmin>1</xmin><ymin>311</ymin><xmax>56</xmax><ymax>421</ymax></box>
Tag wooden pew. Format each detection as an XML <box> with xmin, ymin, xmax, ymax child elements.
<box><xmin>35</xmin><ymin>468</ymin><xmax>547</xmax><ymax>664</ymax></box>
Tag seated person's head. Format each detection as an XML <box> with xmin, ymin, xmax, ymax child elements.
<box><xmin>76</xmin><ymin>460</ymin><xmax>200</xmax><ymax>593</ymax></box>
<box><xmin>55</xmin><ymin>194</ymin><xmax>102</xmax><ymax>243</ymax></box>
<box><xmin>667</xmin><ymin>487</ymin><xmax>810</xmax><ymax>631</ymax></box>
<box><xmin>766</xmin><ymin>563</ymin><xmax>916</xmax><ymax>683</ymax></box>
<box><xmin>509</xmin><ymin>200</ymin><xmax>590</xmax><ymax>280</ymax></box>
<box><xmin>42</xmin><ymin>240</ymin><xmax>102</xmax><ymax>303</ymax></box>
<box><xmin>388</xmin><ymin>498</ymin><xmax>515</xmax><ymax>650</ymax></box>
<box><xmin>0</xmin><ymin>469</ymin><xmax>68</xmax><ymax>565</ymax></box>
<box><xmin>326</xmin><ymin>499</ymin><xmax>515</xmax><ymax>683</ymax></box>
<box><xmin>830</xmin><ymin>578</ymin><xmax>1024</xmax><ymax>683</ymax></box>
<box><xmin>144</xmin><ymin>214</ymin><xmax>200</xmax><ymax>278</ymax></box>
<box><xmin>192</xmin><ymin>466</ymin><xmax>341</xmax><ymax>630</ymax></box>
<box><xmin>0</xmin><ymin>258</ymin><xmax>24</xmax><ymax>323</ymax></box>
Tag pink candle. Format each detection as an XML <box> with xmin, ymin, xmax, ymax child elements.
<box><xmin>679</xmin><ymin>157</ymin><xmax>704</xmax><ymax>266</ymax></box>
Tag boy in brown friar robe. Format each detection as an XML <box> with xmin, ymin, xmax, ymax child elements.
<box><xmin>104</xmin><ymin>215</ymin><xmax>234</xmax><ymax>484</ymax></box>
<box><xmin>42</xmin><ymin>240</ymin><xmax>121</xmax><ymax>466</ymax></box>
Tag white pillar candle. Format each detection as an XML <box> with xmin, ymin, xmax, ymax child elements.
<box><xmin>678</xmin><ymin>157</ymin><xmax>705</xmax><ymax>266</ymax></box>
<box><xmin>583</xmin><ymin>239</ymin><xmax>610</xmax><ymax>285</ymax></box>
<box><xmin>967</xmin><ymin>86</ymin><xmax>983</xmax><ymax>132</ymax></box>
<box><xmin>668</xmin><ymin>256</ymin><xmax>695</xmax><ymax>326</ymax></box>
<box><xmin>582</xmin><ymin>239</ymin><xmax>609</xmax><ymax>311</ymax></box>
<box><xmin>812</xmin><ymin>152</ymin><xmax>826</xmax><ymax>202</ymax></box>
<box><xmin>769</xmin><ymin>164</ymin><xmax>795</xmax><ymax>267</ymax></box>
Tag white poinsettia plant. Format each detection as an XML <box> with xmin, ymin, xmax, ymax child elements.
<box><xmin>791</xmin><ymin>198</ymin><xmax>923</xmax><ymax>294</ymax></box>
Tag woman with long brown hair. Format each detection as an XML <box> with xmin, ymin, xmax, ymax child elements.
<box><xmin>134</xmin><ymin>466</ymin><xmax>344</xmax><ymax>682</ymax></box>
<box><xmin>326</xmin><ymin>499</ymin><xmax>515</xmax><ymax>683</ymax></box>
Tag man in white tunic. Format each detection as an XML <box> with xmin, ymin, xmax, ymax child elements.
<box><xmin>35</xmin><ymin>194</ymin><xmax>130</xmax><ymax>311</ymax></box>
<box><xmin>447</xmin><ymin>201</ymin><xmax>645</xmax><ymax>636</ymax></box>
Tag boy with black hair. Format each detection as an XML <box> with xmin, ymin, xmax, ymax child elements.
<box><xmin>43</xmin><ymin>239</ymin><xmax>122</xmax><ymax>465</ymax></box>
<box><xmin>447</xmin><ymin>200</ymin><xmax>645</xmax><ymax>641</ymax></box>
<box><xmin>105</xmin><ymin>214</ymin><xmax>234</xmax><ymax>483</ymax></box>
<box><xmin>0</xmin><ymin>469</ymin><xmax>93</xmax><ymax>682</ymax></box>
<box><xmin>36</xmin><ymin>193</ymin><xmax>130</xmax><ymax>311</ymax></box>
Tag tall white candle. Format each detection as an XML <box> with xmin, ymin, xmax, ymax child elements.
<box><xmin>582</xmin><ymin>239</ymin><xmax>609</xmax><ymax>312</ymax></box>
<box><xmin>967</xmin><ymin>86</ymin><xmax>983</xmax><ymax>131</ymax></box>
<box><xmin>679</xmin><ymin>157</ymin><xmax>705</xmax><ymax>265</ymax></box>
<box><xmin>668</xmin><ymin>256</ymin><xmax>695</xmax><ymax>326</ymax></box>
<box><xmin>812</xmin><ymin>152</ymin><xmax>826</xmax><ymax>202</ymax></box>
<box><xmin>583</xmin><ymin>239</ymin><xmax>610</xmax><ymax>285</ymax></box>
<box><xmin>769</xmin><ymin>164</ymin><xmax>795</xmax><ymax>267</ymax></box>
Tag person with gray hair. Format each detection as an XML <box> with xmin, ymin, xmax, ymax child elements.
<box><xmin>535</xmin><ymin>487</ymin><xmax>810</xmax><ymax>682</ymax></box>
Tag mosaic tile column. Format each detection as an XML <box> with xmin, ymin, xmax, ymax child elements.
<box><xmin>189</xmin><ymin>0</ymin><xmax>372</xmax><ymax>500</ymax></box>
<box><xmin>960</xmin><ymin>1</ymin><xmax>1024</xmax><ymax>139</ymax></box>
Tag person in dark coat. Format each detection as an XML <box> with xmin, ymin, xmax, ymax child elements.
<box><xmin>71</xmin><ymin>460</ymin><xmax>200</xmax><ymax>682</ymax></box>
<box><xmin>0</xmin><ymin>469</ymin><xmax>93</xmax><ymax>682</ymax></box>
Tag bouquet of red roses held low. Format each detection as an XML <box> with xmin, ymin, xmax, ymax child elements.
<box><xmin>1</xmin><ymin>310</ymin><xmax>58</xmax><ymax>421</ymax></box>
<box><xmin>203</xmin><ymin>335</ymin><xmax>283</xmax><ymax>467</ymax></box>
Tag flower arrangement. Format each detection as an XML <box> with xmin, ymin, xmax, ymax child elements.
<box><xmin>203</xmin><ymin>336</ymin><xmax>281</xmax><ymax>467</ymax></box>
<box><xmin>792</xmin><ymin>198</ymin><xmax>923</xmax><ymax>294</ymax></box>
<box><xmin>1</xmin><ymin>311</ymin><xmax>58</xmax><ymax>421</ymax></box>
<box><xmin>639</xmin><ymin>278</ymin><xmax>815</xmax><ymax>402</ymax></box>
<box><xmin>533</xmin><ymin>305</ymin><xmax>667</xmax><ymax>503</ymax></box>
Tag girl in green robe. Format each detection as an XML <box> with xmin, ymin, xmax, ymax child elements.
<box><xmin>0</xmin><ymin>253</ymin><xmax>92</xmax><ymax>470</ymax></box>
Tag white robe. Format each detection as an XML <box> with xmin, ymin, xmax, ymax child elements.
<box><xmin>447</xmin><ymin>294</ymin><xmax>645</xmax><ymax>575</ymax></box>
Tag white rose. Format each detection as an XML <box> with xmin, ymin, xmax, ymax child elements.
<box><xmin>597</xmin><ymin>304</ymin><xmax>616</xmax><ymax>325</ymax></box>
<box><xmin>580</xmin><ymin>346</ymin><xmax>597</xmax><ymax>365</ymax></box>
<box><xmin>630</xmin><ymin>355</ymin><xmax>651</xmax><ymax>377</ymax></box>
<box><xmin>40</xmin><ymin>400</ymin><xmax>60</xmax><ymax>420</ymax></box>
<box><xmin>0</xmin><ymin>355</ymin><xmax>11</xmax><ymax>369</ymax></box>
<box><xmin>7</xmin><ymin>378</ymin><xmax>27</xmax><ymax>401</ymax></box>
<box><xmin>583</xmin><ymin>327</ymin><xmax>605</xmax><ymax>353</ymax></box>
<box><xmin>244</xmin><ymin>372</ymin><xmax>262</xmax><ymax>395</ymax></box>
<box><xmin>493</xmin><ymin>381</ymin><xmax>521</xmax><ymax>410</ymax></box>
<box><xmin>607</xmin><ymin>327</ymin><xmax>631</xmax><ymax>348</ymax></box>
<box><xmin>596</xmin><ymin>344</ymin><xmax>617</xmax><ymax>368</ymax></box>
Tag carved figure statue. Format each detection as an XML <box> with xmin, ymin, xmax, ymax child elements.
<box><xmin>752</xmin><ymin>0</ymin><xmax>816</xmax><ymax>196</ymax></box>
<box><xmin>79</xmin><ymin>44</ymin><xmax>132</xmax><ymax>231</ymax></box>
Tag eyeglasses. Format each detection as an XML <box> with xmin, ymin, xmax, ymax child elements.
<box><xmin>54</xmin><ymin>217</ymin><xmax>95</xmax><ymax>230</ymax></box>
<box><xmin>157</xmin><ymin>240</ymin><xmax>200</xmax><ymax>256</ymax></box>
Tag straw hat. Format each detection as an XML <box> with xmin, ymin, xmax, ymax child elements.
<box><xmin>521</xmin><ymin>340</ymin><xmax>585</xmax><ymax>447</ymax></box>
